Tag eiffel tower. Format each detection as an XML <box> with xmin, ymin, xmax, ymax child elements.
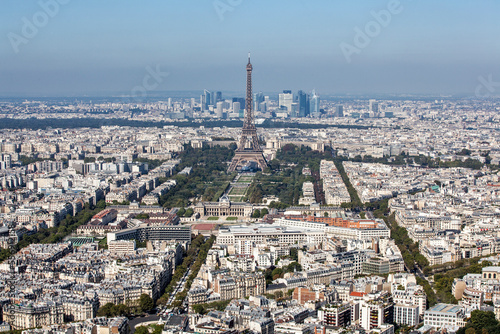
<box><xmin>228</xmin><ymin>54</ymin><xmax>268</xmax><ymax>172</ymax></box>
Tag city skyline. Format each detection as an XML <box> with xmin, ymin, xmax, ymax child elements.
<box><xmin>2</xmin><ymin>1</ymin><xmax>500</xmax><ymax>332</ymax></box>
<box><xmin>1</xmin><ymin>1</ymin><xmax>499</xmax><ymax>97</ymax></box>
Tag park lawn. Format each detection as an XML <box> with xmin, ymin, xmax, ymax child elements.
<box><xmin>229</xmin><ymin>187</ymin><xmax>247</xmax><ymax>195</ymax></box>
<box><xmin>237</xmin><ymin>177</ymin><xmax>254</xmax><ymax>183</ymax></box>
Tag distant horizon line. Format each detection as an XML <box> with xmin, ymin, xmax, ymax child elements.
<box><xmin>0</xmin><ymin>90</ymin><xmax>488</xmax><ymax>100</ymax></box>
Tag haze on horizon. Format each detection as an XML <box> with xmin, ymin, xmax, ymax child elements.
<box><xmin>0</xmin><ymin>0</ymin><xmax>499</xmax><ymax>97</ymax></box>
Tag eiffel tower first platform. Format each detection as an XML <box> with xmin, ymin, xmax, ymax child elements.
<box><xmin>228</xmin><ymin>54</ymin><xmax>268</xmax><ymax>172</ymax></box>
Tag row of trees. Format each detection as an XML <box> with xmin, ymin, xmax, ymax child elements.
<box><xmin>0</xmin><ymin>117</ymin><xmax>245</xmax><ymax>130</ymax></box>
<box><xmin>157</xmin><ymin>234</ymin><xmax>213</xmax><ymax>307</ymax></box>
<box><xmin>157</xmin><ymin>235</ymin><xmax>204</xmax><ymax>305</ymax></box>
<box><xmin>424</xmin><ymin>256</ymin><xmax>488</xmax><ymax>276</ymax></box>
<box><xmin>0</xmin><ymin>117</ymin><xmax>377</xmax><ymax>132</ymax></box>
<box><xmin>386</xmin><ymin>213</ymin><xmax>429</xmax><ymax>269</ymax></box>
<box><xmin>334</xmin><ymin>159</ymin><xmax>362</xmax><ymax>208</ymax></box>
<box><xmin>268</xmin><ymin>201</ymin><xmax>289</xmax><ymax>210</ymax></box>
<box><xmin>96</xmin><ymin>293</ymin><xmax>154</xmax><ymax>317</ymax></box>
<box><xmin>19</xmin><ymin>155</ymin><xmax>50</xmax><ymax>165</ymax></box>
<box><xmin>412</xmin><ymin>155</ymin><xmax>485</xmax><ymax>170</ymax></box>
<box><xmin>170</xmin><ymin>235</ymin><xmax>216</xmax><ymax>308</ymax></box>
<box><xmin>349</xmin><ymin>153</ymin><xmax>407</xmax><ymax>166</ymax></box>
<box><xmin>345</xmin><ymin>152</ymin><xmax>489</xmax><ymax>170</ymax></box>
<box><xmin>262</xmin><ymin>119</ymin><xmax>372</xmax><ymax>130</ymax></box>
<box><xmin>96</xmin><ymin>303</ymin><xmax>130</xmax><ymax>317</ymax></box>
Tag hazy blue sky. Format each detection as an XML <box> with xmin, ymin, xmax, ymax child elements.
<box><xmin>1</xmin><ymin>0</ymin><xmax>499</xmax><ymax>96</ymax></box>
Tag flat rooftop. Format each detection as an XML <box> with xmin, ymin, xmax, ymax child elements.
<box><xmin>427</xmin><ymin>303</ymin><xmax>463</xmax><ymax>314</ymax></box>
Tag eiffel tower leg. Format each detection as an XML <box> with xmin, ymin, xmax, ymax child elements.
<box><xmin>256</xmin><ymin>156</ymin><xmax>268</xmax><ymax>171</ymax></box>
<box><xmin>228</xmin><ymin>158</ymin><xmax>240</xmax><ymax>172</ymax></box>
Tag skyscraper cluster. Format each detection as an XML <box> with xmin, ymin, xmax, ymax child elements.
<box><xmin>199</xmin><ymin>90</ymin><xmax>258</xmax><ymax>119</ymax></box>
<box><xmin>201</xmin><ymin>89</ymin><xmax>223</xmax><ymax>111</ymax></box>
<box><xmin>278</xmin><ymin>89</ymin><xmax>321</xmax><ymax>117</ymax></box>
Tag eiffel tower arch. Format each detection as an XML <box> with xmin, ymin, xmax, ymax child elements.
<box><xmin>228</xmin><ymin>54</ymin><xmax>268</xmax><ymax>172</ymax></box>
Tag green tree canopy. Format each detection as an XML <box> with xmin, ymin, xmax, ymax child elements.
<box><xmin>139</xmin><ymin>294</ymin><xmax>154</xmax><ymax>312</ymax></box>
<box><xmin>134</xmin><ymin>326</ymin><xmax>149</xmax><ymax>334</ymax></box>
<box><xmin>470</xmin><ymin>310</ymin><xmax>498</xmax><ymax>330</ymax></box>
<box><xmin>184</xmin><ymin>208</ymin><xmax>194</xmax><ymax>217</ymax></box>
<box><xmin>260</xmin><ymin>208</ymin><xmax>269</xmax><ymax>217</ymax></box>
<box><xmin>272</xmin><ymin>267</ymin><xmax>283</xmax><ymax>280</ymax></box>
<box><xmin>97</xmin><ymin>303</ymin><xmax>115</xmax><ymax>317</ymax></box>
<box><xmin>286</xmin><ymin>262</ymin><xmax>302</xmax><ymax>273</ymax></box>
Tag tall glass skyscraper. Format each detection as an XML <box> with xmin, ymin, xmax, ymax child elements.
<box><xmin>310</xmin><ymin>90</ymin><xmax>320</xmax><ymax>114</ymax></box>
<box><xmin>297</xmin><ymin>90</ymin><xmax>310</xmax><ymax>117</ymax></box>
<box><xmin>253</xmin><ymin>92</ymin><xmax>264</xmax><ymax>111</ymax></box>
<box><xmin>279</xmin><ymin>90</ymin><xmax>293</xmax><ymax>112</ymax></box>
<box><xmin>203</xmin><ymin>89</ymin><xmax>211</xmax><ymax>110</ymax></box>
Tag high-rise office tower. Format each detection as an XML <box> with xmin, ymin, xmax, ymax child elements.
<box><xmin>310</xmin><ymin>90</ymin><xmax>320</xmax><ymax>114</ymax></box>
<box><xmin>216</xmin><ymin>101</ymin><xmax>224</xmax><ymax>119</ymax></box>
<box><xmin>259</xmin><ymin>101</ymin><xmax>267</xmax><ymax>112</ymax></box>
<box><xmin>253</xmin><ymin>92</ymin><xmax>264</xmax><ymax>111</ymax></box>
<box><xmin>279</xmin><ymin>90</ymin><xmax>293</xmax><ymax>112</ymax></box>
<box><xmin>190</xmin><ymin>98</ymin><xmax>196</xmax><ymax>109</ymax></box>
<box><xmin>233</xmin><ymin>101</ymin><xmax>241</xmax><ymax>114</ymax></box>
<box><xmin>203</xmin><ymin>89</ymin><xmax>211</xmax><ymax>110</ymax></box>
<box><xmin>369</xmin><ymin>99</ymin><xmax>379</xmax><ymax>113</ymax></box>
<box><xmin>290</xmin><ymin>103</ymin><xmax>299</xmax><ymax>117</ymax></box>
<box><xmin>210</xmin><ymin>91</ymin><xmax>215</xmax><ymax>108</ymax></box>
<box><xmin>336</xmin><ymin>105</ymin><xmax>344</xmax><ymax>117</ymax></box>
<box><xmin>216</xmin><ymin>91</ymin><xmax>222</xmax><ymax>104</ymax></box>
<box><xmin>167</xmin><ymin>98</ymin><xmax>172</xmax><ymax>110</ymax></box>
<box><xmin>297</xmin><ymin>90</ymin><xmax>310</xmax><ymax>117</ymax></box>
